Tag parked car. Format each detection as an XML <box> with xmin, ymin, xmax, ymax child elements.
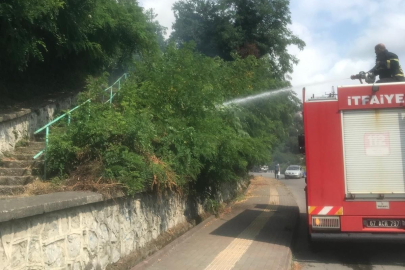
<box><xmin>261</xmin><ymin>165</ymin><xmax>269</xmax><ymax>172</ymax></box>
<box><xmin>284</xmin><ymin>165</ymin><xmax>304</xmax><ymax>179</ymax></box>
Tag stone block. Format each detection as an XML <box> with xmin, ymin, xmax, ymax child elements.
<box><xmin>43</xmin><ymin>239</ymin><xmax>65</xmax><ymax>268</ymax></box>
<box><xmin>13</xmin><ymin>219</ymin><xmax>29</xmax><ymax>241</ymax></box>
<box><xmin>82</xmin><ymin>248</ymin><xmax>97</xmax><ymax>270</ymax></box>
<box><xmin>69</xmin><ymin>211</ymin><xmax>81</xmax><ymax>230</ymax></box>
<box><xmin>28</xmin><ymin>238</ymin><xmax>42</xmax><ymax>264</ymax></box>
<box><xmin>67</xmin><ymin>234</ymin><xmax>81</xmax><ymax>259</ymax></box>
<box><xmin>82</xmin><ymin>210</ymin><xmax>98</xmax><ymax>231</ymax></box>
<box><xmin>122</xmin><ymin>230</ymin><xmax>135</xmax><ymax>256</ymax></box>
<box><xmin>31</xmin><ymin>216</ymin><xmax>45</xmax><ymax>235</ymax></box>
<box><xmin>111</xmin><ymin>243</ymin><xmax>120</xmax><ymax>263</ymax></box>
<box><xmin>0</xmin><ymin>222</ymin><xmax>12</xmax><ymax>258</ymax></box>
<box><xmin>87</xmin><ymin>231</ymin><xmax>98</xmax><ymax>255</ymax></box>
<box><xmin>11</xmin><ymin>240</ymin><xmax>27</xmax><ymax>268</ymax></box>
<box><xmin>61</xmin><ymin>213</ymin><xmax>69</xmax><ymax>234</ymax></box>
<box><xmin>0</xmin><ymin>238</ymin><xmax>8</xmax><ymax>270</ymax></box>
<box><xmin>99</xmin><ymin>254</ymin><xmax>109</xmax><ymax>270</ymax></box>
<box><xmin>70</xmin><ymin>261</ymin><xmax>82</xmax><ymax>270</ymax></box>
<box><xmin>42</xmin><ymin>214</ymin><xmax>59</xmax><ymax>241</ymax></box>
<box><xmin>98</xmin><ymin>223</ymin><xmax>109</xmax><ymax>243</ymax></box>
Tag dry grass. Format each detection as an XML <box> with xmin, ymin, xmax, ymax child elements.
<box><xmin>24</xmin><ymin>179</ymin><xmax>65</xmax><ymax>196</ymax></box>
<box><xmin>292</xmin><ymin>262</ymin><xmax>303</xmax><ymax>270</ymax></box>
<box><xmin>16</xmin><ymin>155</ymin><xmax>183</xmax><ymax>198</ymax></box>
<box><xmin>23</xmin><ymin>161</ymin><xmax>126</xmax><ymax>198</ymax></box>
<box><xmin>148</xmin><ymin>154</ymin><xmax>179</xmax><ymax>193</ymax></box>
<box><xmin>64</xmin><ymin>161</ymin><xmax>125</xmax><ymax>198</ymax></box>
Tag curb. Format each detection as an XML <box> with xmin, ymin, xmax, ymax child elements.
<box><xmin>131</xmin><ymin>214</ymin><xmax>216</xmax><ymax>270</ymax></box>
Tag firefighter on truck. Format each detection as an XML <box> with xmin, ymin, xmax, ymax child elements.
<box><xmin>351</xmin><ymin>43</ymin><xmax>405</xmax><ymax>84</ymax></box>
<box><xmin>300</xmin><ymin>58</ymin><xmax>405</xmax><ymax>242</ymax></box>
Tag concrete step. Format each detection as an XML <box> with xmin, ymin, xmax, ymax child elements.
<box><xmin>33</xmin><ymin>135</ymin><xmax>46</xmax><ymax>142</ymax></box>
<box><xmin>0</xmin><ymin>168</ymin><xmax>32</xmax><ymax>176</ymax></box>
<box><xmin>0</xmin><ymin>160</ymin><xmax>42</xmax><ymax>168</ymax></box>
<box><xmin>8</xmin><ymin>154</ymin><xmax>43</xmax><ymax>161</ymax></box>
<box><xmin>0</xmin><ymin>176</ymin><xmax>33</xmax><ymax>185</ymax></box>
<box><xmin>29</xmin><ymin>140</ymin><xmax>46</xmax><ymax>145</ymax></box>
<box><xmin>17</xmin><ymin>142</ymin><xmax>45</xmax><ymax>149</ymax></box>
<box><xmin>14</xmin><ymin>147</ymin><xmax>45</xmax><ymax>155</ymax></box>
<box><xmin>0</xmin><ymin>185</ymin><xmax>25</xmax><ymax>196</ymax></box>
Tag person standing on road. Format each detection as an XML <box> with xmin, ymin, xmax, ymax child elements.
<box><xmin>275</xmin><ymin>163</ymin><xmax>280</xmax><ymax>179</ymax></box>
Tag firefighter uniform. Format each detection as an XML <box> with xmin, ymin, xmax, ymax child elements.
<box><xmin>369</xmin><ymin>50</ymin><xmax>405</xmax><ymax>82</ymax></box>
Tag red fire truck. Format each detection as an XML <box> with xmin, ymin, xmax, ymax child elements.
<box><xmin>302</xmin><ymin>80</ymin><xmax>405</xmax><ymax>241</ymax></box>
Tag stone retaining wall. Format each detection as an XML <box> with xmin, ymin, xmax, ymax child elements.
<box><xmin>0</xmin><ymin>94</ymin><xmax>77</xmax><ymax>156</ymax></box>
<box><xmin>0</xmin><ymin>179</ymin><xmax>247</xmax><ymax>270</ymax></box>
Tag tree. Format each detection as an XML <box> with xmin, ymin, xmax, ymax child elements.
<box><xmin>171</xmin><ymin>0</ymin><xmax>305</xmax><ymax>78</ymax></box>
<box><xmin>145</xmin><ymin>9</ymin><xmax>168</xmax><ymax>52</ymax></box>
<box><xmin>0</xmin><ymin>0</ymin><xmax>161</xmax><ymax>101</ymax></box>
<box><xmin>271</xmin><ymin>110</ymin><xmax>304</xmax><ymax>172</ymax></box>
<box><xmin>46</xmin><ymin>44</ymin><xmax>300</xmax><ymax>193</ymax></box>
<box><xmin>0</xmin><ymin>0</ymin><xmax>158</xmax><ymax>72</ymax></box>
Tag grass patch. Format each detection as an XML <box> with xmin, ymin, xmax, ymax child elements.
<box><xmin>2</xmin><ymin>151</ymin><xmax>12</xmax><ymax>158</ymax></box>
<box><xmin>234</xmin><ymin>192</ymin><xmax>247</xmax><ymax>203</ymax></box>
<box><xmin>15</xmin><ymin>137</ymin><xmax>30</xmax><ymax>148</ymax></box>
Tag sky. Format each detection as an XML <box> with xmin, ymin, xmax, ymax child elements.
<box><xmin>139</xmin><ymin>0</ymin><xmax>405</xmax><ymax>99</ymax></box>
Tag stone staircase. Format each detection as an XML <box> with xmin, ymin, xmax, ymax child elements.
<box><xmin>0</xmin><ymin>140</ymin><xmax>44</xmax><ymax>196</ymax></box>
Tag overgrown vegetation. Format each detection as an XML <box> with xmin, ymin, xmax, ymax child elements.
<box><xmin>3</xmin><ymin>0</ymin><xmax>305</xmax><ymax>196</ymax></box>
<box><xmin>46</xmin><ymin>44</ymin><xmax>301</xmax><ymax>195</ymax></box>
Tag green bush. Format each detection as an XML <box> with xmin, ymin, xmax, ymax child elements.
<box><xmin>46</xmin><ymin>44</ymin><xmax>300</xmax><ymax>194</ymax></box>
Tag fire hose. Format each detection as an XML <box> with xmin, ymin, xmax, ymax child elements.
<box><xmin>350</xmin><ymin>71</ymin><xmax>376</xmax><ymax>84</ymax></box>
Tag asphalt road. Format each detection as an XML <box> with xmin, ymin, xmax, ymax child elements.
<box><xmin>253</xmin><ymin>172</ymin><xmax>405</xmax><ymax>270</ymax></box>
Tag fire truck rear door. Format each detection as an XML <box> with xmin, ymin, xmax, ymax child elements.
<box><xmin>342</xmin><ymin>108</ymin><xmax>405</xmax><ymax>199</ymax></box>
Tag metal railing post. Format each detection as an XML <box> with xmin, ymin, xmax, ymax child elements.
<box><xmin>44</xmin><ymin>126</ymin><xmax>49</xmax><ymax>180</ymax></box>
<box><xmin>33</xmin><ymin>74</ymin><xmax>126</xmax><ymax>171</ymax></box>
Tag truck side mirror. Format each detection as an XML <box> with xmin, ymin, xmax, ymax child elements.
<box><xmin>298</xmin><ymin>134</ymin><xmax>305</xmax><ymax>154</ymax></box>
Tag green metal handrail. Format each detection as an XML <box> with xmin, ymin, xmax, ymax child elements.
<box><xmin>33</xmin><ymin>73</ymin><xmax>128</xmax><ymax>179</ymax></box>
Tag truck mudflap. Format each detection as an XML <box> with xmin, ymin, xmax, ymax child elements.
<box><xmin>311</xmin><ymin>232</ymin><xmax>405</xmax><ymax>242</ymax></box>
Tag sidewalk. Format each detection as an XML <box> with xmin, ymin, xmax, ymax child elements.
<box><xmin>133</xmin><ymin>176</ymin><xmax>299</xmax><ymax>270</ymax></box>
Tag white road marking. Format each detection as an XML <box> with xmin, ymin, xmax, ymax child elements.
<box><xmin>204</xmin><ymin>185</ymin><xmax>278</xmax><ymax>270</ymax></box>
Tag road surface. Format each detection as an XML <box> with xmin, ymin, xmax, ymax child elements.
<box><xmin>134</xmin><ymin>176</ymin><xmax>297</xmax><ymax>270</ymax></box>
<box><xmin>253</xmin><ymin>172</ymin><xmax>405</xmax><ymax>270</ymax></box>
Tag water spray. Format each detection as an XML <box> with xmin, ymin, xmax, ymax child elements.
<box><xmin>223</xmin><ymin>77</ymin><xmax>350</xmax><ymax>106</ymax></box>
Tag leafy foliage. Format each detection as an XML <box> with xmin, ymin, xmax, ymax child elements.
<box><xmin>46</xmin><ymin>44</ymin><xmax>300</xmax><ymax>194</ymax></box>
<box><xmin>271</xmin><ymin>111</ymin><xmax>304</xmax><ymax>172</ymax></box>
<box><xmin>0</xmin><ymin>0</ymin><xmax>158</xmax><ymax>71</ymax></box>
<box><xmin>0</xmin><ymin>0</ymin><xmax>164</xmax><ymax>102</ymax></box>
<box><xmin>171</xmin><ymin>0</ymin><xmax>305</xmax><ymax>77</ymax></box>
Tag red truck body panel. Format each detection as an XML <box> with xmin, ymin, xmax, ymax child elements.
<box><xmin>304</xmin><ymin>83</ymin><xmax>405</xmax><ymax>236</ymax></box>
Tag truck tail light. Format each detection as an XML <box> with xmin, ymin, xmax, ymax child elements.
<box><xmin>312</xmin><ymin>216</ymin><xmax>340</xmax><ymax>229</ymax></box>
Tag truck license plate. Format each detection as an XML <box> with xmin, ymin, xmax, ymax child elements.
<box><xmin>365</xmin><ymin>219</ymin><xmax>404</xmax><ymax>228</ymax></box>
